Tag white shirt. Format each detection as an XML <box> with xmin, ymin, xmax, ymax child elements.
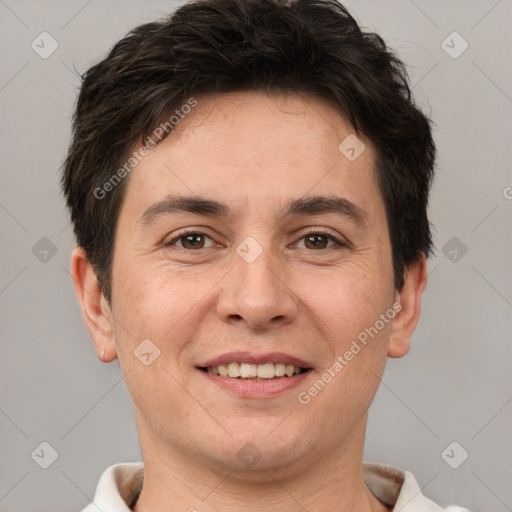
<box><xmin>81</xmin><ymin>462</ymin><xmax>471</xmax><ymax>511</ymax></box>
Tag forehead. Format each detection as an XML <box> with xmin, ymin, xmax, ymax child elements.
<box><xmin>121</xmin><ymin>90</ymin><xmax>383</xmax><ymax>223</ymax></box>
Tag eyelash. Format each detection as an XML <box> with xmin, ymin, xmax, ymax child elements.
<box><xmin>165</xmin><ymin>229</ymin><xmax>346</xmax><ymax>251</ymax></box>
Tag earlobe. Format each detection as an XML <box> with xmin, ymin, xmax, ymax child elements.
<box><xmin>387</xmin><ymin>254</ymin><xmax>428</xmax><ymax>358</ymax></box>
<box><xmin>70</xmin><ymin>247</ymin><xmax>118</xmax><ymax>363</ymax></box>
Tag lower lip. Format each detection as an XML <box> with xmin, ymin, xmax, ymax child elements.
<box><xmin>198</xmin><ymin>369</ymin><xmax>312</xmax><ymax>398</ymax></box>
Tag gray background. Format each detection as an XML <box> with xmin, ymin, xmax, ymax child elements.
<box><xmin>1</xmin><ymin>0</ymin><xmax>511</xmax><ymax>511</ymax></box>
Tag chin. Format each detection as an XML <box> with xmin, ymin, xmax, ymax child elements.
<box><xmin>199</xmin><ymin>424</ymin><xmax>313</xmax><ymax>475</ymax></box>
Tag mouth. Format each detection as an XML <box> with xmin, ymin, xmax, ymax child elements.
<box><xmin>198</xmin><ymin>362</ymin><xmax>311</xmax><ymax>381</ymax></box>
<box><xmin>196</xmin><ymin>352</ymin><xmax>313</xmax><ymax>397</ymax></box>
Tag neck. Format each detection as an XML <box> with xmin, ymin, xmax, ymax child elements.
<box><xmin>132</xmin><ymin>415</ymin><xmax>390</xmax><ymax>512</ymax></box>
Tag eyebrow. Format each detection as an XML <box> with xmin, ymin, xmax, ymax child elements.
<box><xmin>138</xmin><ymin>193</ymin><xmax>368</xmax><ymax>228</ymax></box>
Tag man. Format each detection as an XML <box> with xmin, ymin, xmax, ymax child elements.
<box><xmin>62</xmin><ymin>0</ymin><xmax>470</xmax><ymax>510</ymax></box>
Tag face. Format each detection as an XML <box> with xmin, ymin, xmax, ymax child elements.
<box><xmin>79</xmin><ymin>91</ymin><xmax>422</xmax><ymax>479</ymax></box>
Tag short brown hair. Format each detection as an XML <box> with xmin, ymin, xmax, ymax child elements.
<box><xmin>62</xmin><ymin>0</ymin><xmax>436</xmax><ymax>303</ymax></box>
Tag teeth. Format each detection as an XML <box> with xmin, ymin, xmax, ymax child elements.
<box><xmin>257</xmin><ymin>363</ymin><xmax>275</xmax><ymax>379</ymax></box>
<box><xmin>274</xmin><ymin>363</ymin><xmax>286</xmax><ymax>377</ymax></box>
<box><xmin>206</xmin><ymin>362</ymin><xmax>307</xmax><ymax>379</ymax></box>
<box><xmin>227</xmin><ymin>362</ymin><xmax>240</xmax><ymax>378</ymax></box>
<box><xmin>240</xmin><ymin>363</ymin><xmax>258</xmax><ymax>378</ymax></box>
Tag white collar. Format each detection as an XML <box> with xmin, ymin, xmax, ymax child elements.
<box><xmin>81</xmin><ymin>461</ymin><xmax>470</xmax><ymax>511</ymax></box>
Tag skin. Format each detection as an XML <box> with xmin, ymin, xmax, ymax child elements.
<box><xmin>72</xmin><ymin>91</ymin><xmax>427</xmax><ymax>512</ymax></box>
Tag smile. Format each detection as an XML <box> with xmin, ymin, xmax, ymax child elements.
<box><xmin>201</xmin><ymin>362</ymin><xmax>310</xmax><ymax>380</ymax></box>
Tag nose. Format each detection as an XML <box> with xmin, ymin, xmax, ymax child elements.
<box><xmin>216</xmin><ymin>241</ymin><xmax>299</xmax><ymax>330</ymax></box>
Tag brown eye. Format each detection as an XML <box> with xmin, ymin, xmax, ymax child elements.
<box><xmin>181</xmin><ymin>234</ymin><xmax>206</xmax><ymax>249</ymax></box>
<box><xmin>166</xmin><ymin>232</ymin><xmax>214</xmax><ymax>250</ymax></box>
<box><xmin>297</xmin><ymin>230</ymin><xmax>342</xmax><ymax>250</ymax></box>
<box><xmin>304</xmin><ymin>233</ymin><xmax>330</xmax><ymax>249</ymax></box>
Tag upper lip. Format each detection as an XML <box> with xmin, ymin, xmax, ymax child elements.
<box><xmin>199</xmin><ymin>351</ymin><xmax>312</xmax><ymax>369</ymax></box>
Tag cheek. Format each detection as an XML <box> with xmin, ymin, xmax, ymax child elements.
<box><xmin>114</xmin><ymin>262</ymin><xmax>177</xmax><ymax>329</ymax></box>
<box><xmin>297</xmin><ymin>288</ymin><xmax>393</xmax><ymax>433</ymax></box>
<box><xmin>110</xmin><ymin>266</ymin><xmax>175</xmax><ymax>360</ymax></box>
<box><xmin>311</xmin><ymin>257</ymin><xmax>393</xmax><ymax>340</ymax></box>
<box><xmin>295</xmin><ymin>256</ymin><xmax>394</xmax><ymax>407</ymax></box>
<box><xmin>110</xmin><ymin>269</ymin><xmax>197</xmax><ymax>435</ymax></box>
<box><xmin>111</xmin><ymin>262</ymin><xmax>218</xmax><ymax>368</ymax></box>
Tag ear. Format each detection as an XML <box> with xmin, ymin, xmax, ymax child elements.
<box><xmin>70</xmin><ymin>247</ymin><xmax>117</xmax><ymax>362</ymax></box>
<box><xmin>387</xmin><ymin>254</ymin><xmax>428</xmax><ymax>358</ymax></box>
